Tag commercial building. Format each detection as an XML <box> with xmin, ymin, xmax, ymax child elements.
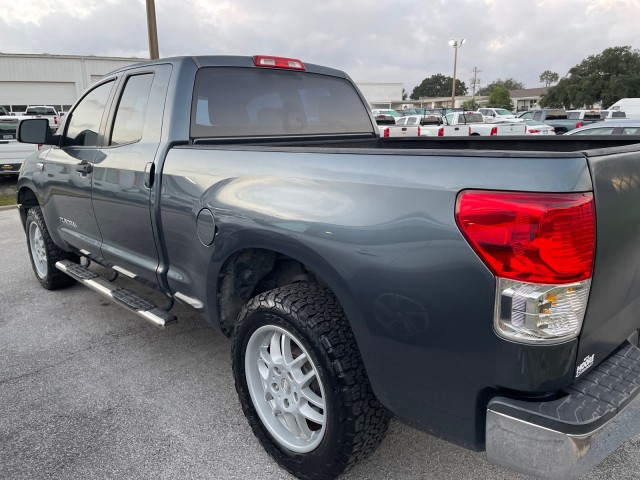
<box><xmin>0</xmin><ymin>53</ymin><xmax>142</xmax><ymax>114</ymax></box>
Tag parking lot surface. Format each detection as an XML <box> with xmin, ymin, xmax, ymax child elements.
<box><xmin>1</xmin><ymin>207</ymin><xmax>639</xmax><ymax>479</ymax></box>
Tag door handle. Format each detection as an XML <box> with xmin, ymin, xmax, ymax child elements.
<box><xmin>76</xmin><ymin>161</ymin><xmax>93</xmax><ymax>175</ymax></box>
<box><xmin>144</xmin><ymin>162</ymin><xmax>155</xmax><ymax>188</ymax></box>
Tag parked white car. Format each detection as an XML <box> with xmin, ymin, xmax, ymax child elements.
<box><xmin>0</xmin><ymin>116</ymin><xmax>40</xmax><ymax>174</ymax></box>
<box><xmin>522</xmin><ymin>119</ymin><xmax>555</xmax><ymax>135</ymax></box>
<box><xmin>478</xmin><ymin>108</ymin><xmax>520</xmax><ymax>123</ymax></box>
<box><xmin>444</xmin><ymin>111</ymin><xmax>526</xmax><ymax>135</ymax></box>
<box><xmin>396</xmin><ymin>115</ymin><xmax>470</xmax><ymax>136</ymax></box>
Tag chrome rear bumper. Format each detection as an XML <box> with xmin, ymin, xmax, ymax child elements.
<box><xmin>486</xmin><ymin>341</ymin><xmax>640</xmax><ymax>479</ymax></box>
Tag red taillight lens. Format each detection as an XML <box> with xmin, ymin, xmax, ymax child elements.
<box><xmin>54</xmin><ymin>116</ymin><xmax>58</xmax><ymax>125</ymax></box>
<box><xmin>253</xmin><ymin>56</ymin><xmax>305</xmax><ymax>70</ymax></box>
<box><xmin>418</xmin><ymin>127</ymin><xmax>421</xmax><ymax>136</ymax></box>
<box><xmin>490</xmin><ymin>126</ymin><xmax>498</xmax><ymax>135</ymax></box>
<box><xmin>576</xmin><ymin>121</ymin><xmax>584</xmax><ymax>129</ymax></box>
<box><xmin>438</xmin><ymin>127</ymin><xmax>444</xmax><ymax>137</ymax></box>
<box><xmin>528</xmin><ymin>129</ymin><xmax>540</xmax><ymax>134</ymax></box>
<box><xmin>455</xmin><ymin>191</ymin><xmax>595</xmax><ymax>284</ymax></box>
<box><xmin>383</xmin><ymin>128</ymin><xmax>390</xmax><ymax>138</ymax></box>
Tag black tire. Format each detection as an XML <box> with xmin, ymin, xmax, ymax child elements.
<box><xmin>232</xmin><ymin>283</ymin><xmax>390</xmax><ymax>480</ymax></box>
<box><xmin>26</xmin><ymin>207</ymin><xmax>78</xmax><ymax>290</ymax></box>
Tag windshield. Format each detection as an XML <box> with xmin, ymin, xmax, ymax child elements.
<box><xmin>494</xmin><ymin>109</ymin><xmax>512</xmax><ymax>116</ymax></box>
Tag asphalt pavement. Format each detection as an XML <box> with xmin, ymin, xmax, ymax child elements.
<box><xmin>1</xmin><ymin>205</ymin><xmax>639</xmax><ymax>480</ymax></box>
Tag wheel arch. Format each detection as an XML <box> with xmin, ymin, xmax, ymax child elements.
<box><xmin>214</xmin><ymin>241</ymin><xmax>360</xmax><ymax>342</ymax></box>
<box><xmin>17</xmin><ymin>186</ymin><xmax>40</xmax><ymax>230</ymax></box>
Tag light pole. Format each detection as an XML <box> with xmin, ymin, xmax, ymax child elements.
<box><xmin>448</xmin><ymin>38</ymin><xmax>465</xmax><ymax>108</ymax></box>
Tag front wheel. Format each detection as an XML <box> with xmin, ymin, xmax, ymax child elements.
<box><xmin>232</xmin><ymin>283</ymin><xmax>390</xmax><ymax>480</ymax></box>
<box><xmin>26</xmin><ymin>207</ymin><xmax>78</xmax><ymax>289</ymax></box>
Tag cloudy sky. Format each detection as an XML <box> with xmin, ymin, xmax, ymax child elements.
<box><xmin>1</xmin><ymin>0</ymin><xmax>638</xmax><ymax>94</ymax></box>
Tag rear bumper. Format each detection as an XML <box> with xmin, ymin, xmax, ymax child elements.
<box><xmin>486</xmin><ymin>341</ymin><xmax>640</xmax><ymax>479</ymax></box>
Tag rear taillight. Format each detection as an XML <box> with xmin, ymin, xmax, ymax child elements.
<box><xmin>54</xmin><ymin>116</ymin><xmax>58</xmax><ymax>125</ymax></box>
<box><xmin>383</xmin><ymin>128</ymin><xmax>390</xmax><ymax>138</ymax></box>
<box><xmin>37</xmin><ymin>144</ymin><xmax>43</xmax><ymax>150</ymax></box>
<box><xmin>438</xmin><ymin>127</ymin><xmax>444</xmax><ymax>137</ymax></box>
<box><xmin>418</xmin><ymin>127</ymin><xmax>421</xmax><ymax>136</ymax></box>
<box><xmin>576</xmin><ymin>121</ymin><xmax>584</xmax><ymax>129</ymax></box>
<box><xmin>253</xmin><ymin>55</ymin><xmax>305</xmax><ymax>70</ymax></box>
<box><xmin>528</xmin><ymin>129</ymin><xmax>540</xmax><ymax>134</ymax></box>
<box><xmin>490</xmin><ymin>126</ymin><xmax>498</xmax><ymax>135</ymax></box>
<box><xmin>468</xmin><ymin>127</ymin><xmax>471</xmax><ymax>136</ymax></box>
<box><xmin>455</xmin><ymin>190</ymin><xmax>596</xmax><ymax>344</ymax></box>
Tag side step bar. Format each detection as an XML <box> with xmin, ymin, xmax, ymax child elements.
<box><xmin>55</xmin><ymin>260</ymin><xmax>177</xmax><ymax>327</ymax></box>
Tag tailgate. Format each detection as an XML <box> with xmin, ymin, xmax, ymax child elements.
<box><xmin>578</xmin><ymin>146</ymin><xmax>640</xmax><ymax>374</ymax></box>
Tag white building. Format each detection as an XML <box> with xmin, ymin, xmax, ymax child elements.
<box><xmin>0</xmin><ymin>53</ymin><xmax>142</xmax><ymax>114</ymax></box>
<box><xmin>356</xmin><ymin>82</ymin><xmax>404</xmax><ymax>108</ymax></box>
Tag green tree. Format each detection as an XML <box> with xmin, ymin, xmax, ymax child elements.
<box><xmin>487</xmin><ymin>86</ymin><xmax>513</xmax><ymax>111</ymax></box>
<box><xmin>462</xmin><ymin>99</ymin><xmax>480</xmax><ymax>110</ymax></box>
<box><xmin>540</xmin><ymin>46</ymin><xmax>640</xmax><ymax>108</ymax></box>
<box><xmin>410</xmin><ymin>74</ymin><xmax>467</xmax><ymax>99</ymax></box>
<box><xmin>477</xmin><ymin>78</ymin><xmax>524</xmax><ymax>96</ymax></box>
<box><xmin>539</xmin><ymin>70</ymin><xmax>559</xmax><ymax>87</ymax></box>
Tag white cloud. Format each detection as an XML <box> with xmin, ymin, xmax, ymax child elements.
<box><xmin>0</xmin><ymin>0</ymin><xmax>638</xmax><ymax>92</ymax></box>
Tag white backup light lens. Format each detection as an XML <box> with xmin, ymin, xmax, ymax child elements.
<box><xmin>495</xmin><ymin>278</ymin><xmax>591</xmax><ymax>344</ymax></box>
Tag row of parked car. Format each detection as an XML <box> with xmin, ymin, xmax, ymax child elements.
<box><xmin>372</xmin><ymin>100</ymin><xmax>640</xmax><ymax>138</ymax></box>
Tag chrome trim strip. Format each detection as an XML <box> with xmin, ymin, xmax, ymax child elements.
<box><xmin>174</xmin><ymin>291</ymin><xmax>204</xmax><ymax>310</ymax></box>
<box><xmin>112</xmin><ymin>265</ymin><xmax>137</xmax><ymax>278</ymax></box>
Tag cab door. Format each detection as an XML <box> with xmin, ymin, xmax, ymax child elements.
<box><xmin>40</xmin><ymin>79</ymin><xmax>117</xmax><ymax>256</ymax></box>
<box><xmin>91</xmin><ymin>65</ymin><xmax>171</xmax><ymax>287</ymax></box>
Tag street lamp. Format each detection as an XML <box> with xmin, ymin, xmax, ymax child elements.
<box><xmin>449</xmin><ymin>38</ymin><xmax>465</xmax><ymax>108</ymax></box>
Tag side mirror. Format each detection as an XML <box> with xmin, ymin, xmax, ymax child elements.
<box><xmin>18</xmin><ymin>118</ymin><xmax>53</xmax><ymax>144</ymax></box>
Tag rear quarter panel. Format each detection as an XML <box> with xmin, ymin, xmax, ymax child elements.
<box><xmin>159</xmin><ymin>145</ymin><xmax>593</xmax><ymax>447</ymax></box>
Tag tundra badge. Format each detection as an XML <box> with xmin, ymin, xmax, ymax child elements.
<box><xmin>576</xmin><ymin>354</ymin><xmax>595</xmax><ymax>377</ymax></box>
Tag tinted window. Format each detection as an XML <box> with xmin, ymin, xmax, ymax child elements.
<box><xmin>622</xmin><ymin>127</ymin><xmax>640</xmax><ymax>135</ymax></box>
<box><xmin>567</xmin><ymin>112</ymin><xmax>581</xmax><ymax>120</ymax></box>
<box><xmin>573</xmin><ymin>127</ymin><xmax>615</xmax><ymax>135</ymax></box>
<box><xmin>26</xmin><ymin>107</ymin><xmax>56</xmax><ymax>115</ymax></box>
<box><xmin>66</xmin><ymin>81</ymin><xmax>115</xmax><ymax>147</ymax></box>
<box><xmin>191</xmin><ymin>68</ymin><xmax>372</xmax><ymax>138</ymax></box>
<box><xmin>520</xmin><ymin>112</ymin><xmax>533</xmax><ymax>120</ymax></box>
<box><xmin>111</xmin><ymin>74</ymin><xmax>154</xmax><ymax>145</ymax></box>
<box><xmin>461</xmin><ymin>113</ymin><xmax>484</xmax><ymax>123</ymax></box>
<box><xmin>0</xmin><ymin>121</ymin><xmax>18</xmax><ymax>139</ymax></box>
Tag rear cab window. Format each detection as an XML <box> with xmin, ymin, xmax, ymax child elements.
<box><xmin>0</xmin><ymin>121</ymin><xmax>18</xmax><ymax>140</ymax></box>
<box><xmin>190</xmin><ymin>67</ymin><xmax>373</xmax><ymax>139</ymax></box>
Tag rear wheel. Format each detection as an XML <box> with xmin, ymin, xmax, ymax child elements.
<box><xmin>232</xmin><ymin>283</ymin><xmax>390</xmax><ymax>479</ymax></box>
<box><xmin>26</xmin><ymin>207</ymin><xmax>77</xmax><ymax>289</ymax></box>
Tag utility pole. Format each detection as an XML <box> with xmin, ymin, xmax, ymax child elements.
<box><xmin>146</xmin><ymin>0</ymin><xmax>160</xmax><ymax>60</ymax></box>
<box><xmin>471</xmin><ymin>67</ymin><xmax>482</xmax><ymax>105</ymax></box>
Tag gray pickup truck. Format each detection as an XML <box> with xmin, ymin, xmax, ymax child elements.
<box><xmin>15</xmin><ymin>55</ymin><xmax>640</xmax><ymax>480</ymax></box>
